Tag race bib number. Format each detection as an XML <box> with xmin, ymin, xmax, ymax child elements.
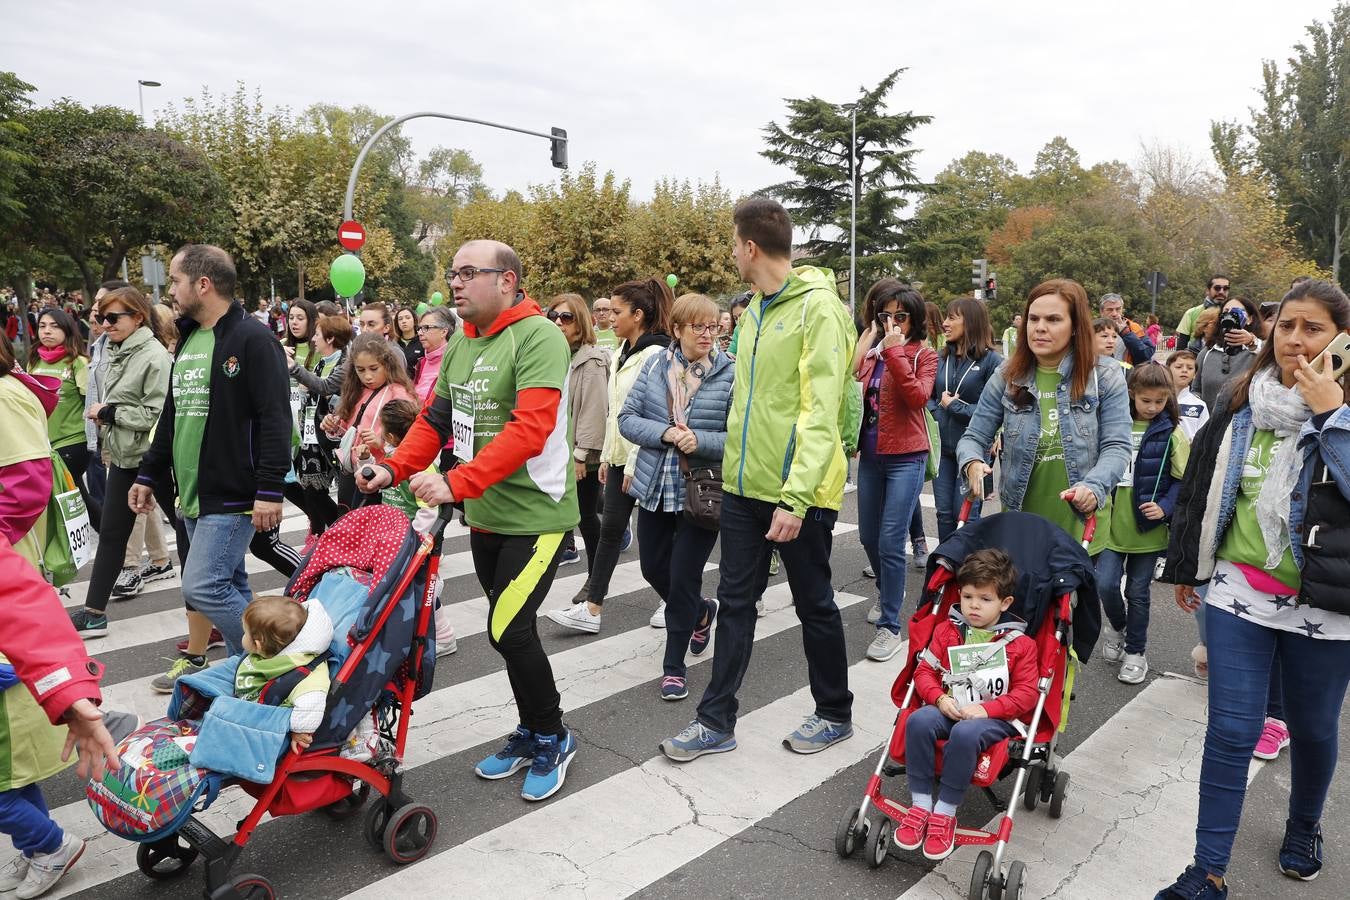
<box><xmin>301</xmin><ymin>412</ymin><xmax>318</xmax><ymax>446</ymax></box>
<box><xmin>450</xmin><ymin>383</ymin><xmax>475</xmax><ymax>463</ymax></box>
<box><xmin>57</xmin><ymin>489</ymin><xmax>93</xmax><ymax>569</ymax></box>
<box><xmin>947</xmin><ymin>641</ymin><xmax>1010</xmax><ymax>710</ymax></box>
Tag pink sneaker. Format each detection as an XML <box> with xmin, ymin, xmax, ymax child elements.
<box><xmin>1253</xmin><ymin>717</ymin><xmax>1290</xmax><ymax>760</ymax></box>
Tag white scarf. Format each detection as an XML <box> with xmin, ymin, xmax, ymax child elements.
<box><xmin>1247</xmin><ymin>368</ymin><xmax>1312</xmax><ymax>568</ymax></box>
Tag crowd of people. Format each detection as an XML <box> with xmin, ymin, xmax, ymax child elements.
<box><xmin>1</xmin><ymin>195</ymin><xmax>1347</xmax><ymax>898</ymax></box>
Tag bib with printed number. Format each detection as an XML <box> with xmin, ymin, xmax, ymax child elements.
<box><xmin>57</xmin><ymin>488</ymin><xmax>93</xmax><ymax>569</ymax></box>
<box><xmin>947</xmin><ymin>639</ymin><xmax>1010</xmax><ymax>710</ymax></box>
<box><xmin>449</xmin><ymin>383</ymin><xmax>475</xmax><ymax>463</ymax></box>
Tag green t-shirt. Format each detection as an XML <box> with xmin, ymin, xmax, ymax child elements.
<box><xmin>594</xmin><ymin>329</ymin><xmax>619</xmax><ymax>352</ymax></box>
<box><xmin>1177</xmin><ymin>304</ymin><xmax>1204</xmax><ymax>339</ymax></box>
<box><xmin>433</xmin><ymin>315</ymin><xmax>579</xmax><ymax>536</ymax></box>
<box><xmin>1217</xmin><ymin>429</ymin><xmax>1301</xmax><ymax>590</ymax></box>
<box><xmin>1001</xmin><ymin>326</ymin><xmax>1018</xmax><ymax>358</ymax></box>
<box><xmin>1022</xmin><ymin>366</ymin><xmax>1082</xmax><ymax>540</ymax></box>
<box><xmin>172</xmin><ymin>328</ymin><xmax>215</xmax><ymax>519</ymax></box>
<box><xmin>29</xmin><ymin>355</ymin><xmax>88</xmax><ymax>450</ymax></box>
<box><xmin>1098</xmin><ymin>421</ymin><xmax>1191</xmax><ymax>555</ymax></box>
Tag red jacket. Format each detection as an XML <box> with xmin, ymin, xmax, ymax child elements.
<box><xmin>914</xmin><ymin>609</ymin><xmax>1038</xmax><ymax>722</ymax></box>
<box><xmin>855</xmin><ymin>341</ymin><xmax>938</xmax><ymax>455</ymax></box>
<box><xmin>1</xmin><ymin>535</ymin><xmax>104</xmax><ymax>723</ymax></box>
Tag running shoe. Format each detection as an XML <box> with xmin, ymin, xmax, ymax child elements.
<box><xmin>151</xmin><ymin>655</ymin><xmax>207</xmax><ymax>694</ymax></box>
<box><xmin>547</xmin><ymin>603</ymin><xmax>601</xmax><ymax>634</ymax></box>
<box><xmin>921</xmin><ymin>812</ymin><xmax>956</xmax><ymax>861</ymax></box>
<box><xmin>756</xmin><ymin>598</ymin><xmax>766</xmax><ymax>617</ymax></box>
<box><xmin>110</xmin><ymin>566</ymin><xmax>142</xmax><ymax>599</ymax></box>
<box><xmin>866</xmin><ymin>628</ymin><xmax>904</xmax><ymax>662</ymax></box>
<box><xmin>619</xmin><ymin>526</ymin><xmax>633</xmax><ymax>553</ymax></box>
<box><xmin>689</xmin><ymin>598</ymin><xmax>718</xmax><ymax>656</ymax></box>
<box><xmin>176</xmin><ymin>629</ymin><xmax>225</xmax><ymax>654</ymax></box>
<box><xmin>660</xmin><ymin>720</ymin><xmax>736</xmax><ymax>762</ymax></box>
<box><xmin>558</xmin><ymin>547</ymin><xmax>581</xmax><ymax>567</ymax></box>
<box><xmin>1279</xmin><ymin>819</ymin><xmax>1323</xmax><ymax>880</ymax></box>
<box><xmin>521</xmin><ymin>730</ymin><xmax>577</xmax><ymax>802</ymax></box>
<box><xmin>1118</xmin><ymin>653</ymin><xmax>1149</xmax><ymax>685</ymax></box>
<box><xmin>69</xmin><ymin>609</ymin><xmax>108</xmax><ymax>640</ymax></box>
<box><xmin>911</xmin><ymin>539</ymin><xmax>930</xmax><ymax>570</ymax></box>
<box><xmin>1100</xmin><ymin>624</ymin><xmax>1126</xmax><ymax>664</ymax></box>
<box><xmin>660</xmin><ymin>676</ymin><xmax>688</xmax><ymax>701</ymax></box>
<box><xmin>474</xmin><ymin>725</ymin><xmax>536</xmax><ymax>780</ymax></box>
<box><xmin>782</xmin><ymin>715</ymin><xmax>852</xmax><ymax>754</ymax></box>
<box><xmin>1154</xmin><ymin>865</ymin><xmax>1228</xmax><ymax>899</ymax></box>
<box><xmin>649</xmin><ymin>601</ymin><xmax>666</xmax><ymax>629</ymax></box>
<box><xmin>863</xmin><ymin>564</ymin><xmax>875</xmax><ymax>578</ymax></box>
<box><xmin>139</xmin><ymin>558</ymin><xmax>175</xmax><ymax>584</ymax></box>
<box><xmin>0</xmin><ymin>854</ymin><xmax>28</xmax><ymax>892</ymax></box>
<box><xmin>866</xmin><ymin>601</ymin><xmax>882</xmax><ymax>625</ymax></box>
<box><xmin>14</xmin><ymin>834</ymin><xmax>84</xmax><ymax>899</ymax></box>
<box><xmin>1253</xmin><ymin>717</ymin><xmax>1290</xmax><ymax>760</ymax></box>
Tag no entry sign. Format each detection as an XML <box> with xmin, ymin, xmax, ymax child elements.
<box><xmin>337</xmin><ymin>220</ymin><xmax>366</xmax><ymax>251</ymax></box>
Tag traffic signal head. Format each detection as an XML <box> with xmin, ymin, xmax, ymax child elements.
<box><xmin>971</xmin><ymin>258</ymin><xmax>987</xmax><ymax>288</ymax></box>
<box><xmin>551</xmin><ymin>127</ymin><xmax>568</xmax><ymax>169</ymax></box>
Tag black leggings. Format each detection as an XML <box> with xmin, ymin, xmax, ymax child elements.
<box><xmin>85</xmin><ymin>465</ymin><xmax>184</xmax><ymax>613</ymax></box>
<box><xmin>471</xmin><ymin>530</ymin><xmax>566</xmax><ymax>737</ymax></box>
<box><xmin>56</xmin><ymin>443</ymin><xmax>99</xmax><ymax>535</ymax></box>
<box><xmin>563</xmin><ymin>470</ymin><xmax>602</xmax><ymax>572</ymax></box>
<box><xmin>283</xmin><ymin>482</ymin><xmax>340</xmax><ymax>537</ymax></box>
<box><xmin>584</xmin><ymin>465</ymin><xmax>636</xmax><ymax>606</ymax></box>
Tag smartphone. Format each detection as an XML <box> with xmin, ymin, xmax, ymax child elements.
<box><xmin>1312</xmin><ymin>332</ymin><xmax>1350</xmax><ymax>379</ymax></box>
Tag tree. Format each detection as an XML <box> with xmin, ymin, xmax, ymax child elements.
<box><xmin>625</xmin><ymin>178</ymin><xmax>740</xmax><ymax>297</ymax></box>
<box><xmin>405</xmin><ymin>146</ymin><xmax>487</xmax><ymax>246</ymax></box>
<box><xmin>16</xmin><ymin>99</ymin><xmax>225</xmax><ymax>298</ymax></box>
<box><xmin>760</xmin><ymin>69</ymin><xmax>931</xmax><ymax>294</ymax></box>
<box><xmin>1245</xmin><ymin>4</ymin><xmax>1350</xmax><ymax>283</ymax></box>
<box><xmin>0</xmin><ymin>72</ymin><xmax>36</xmax><ymax>298</ymax></box>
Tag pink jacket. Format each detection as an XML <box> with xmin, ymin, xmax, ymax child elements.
<box><xmin>341</xmin><ymin>383</ymin><xmax>415</xmax><ymax>470</ymax></box>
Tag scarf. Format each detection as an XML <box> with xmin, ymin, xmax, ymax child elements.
<box><xmin>235</xmin><ymin>650</ymin><xmax>316</xmax><ymax>702</ymax></box>
<box><xmin>666</xmin><ymin>345</ymin><xmax>708</xmax><ymax>427</ymax></box>
<box><xmin>1248</xmin><ymin>368</ymin><xmax>1313</xmax><ymax>568</ymax></box>
<box><xmin>36</xmin><ymin>345</ymin><xmax>67</xmax><ymax>363</ymax></box>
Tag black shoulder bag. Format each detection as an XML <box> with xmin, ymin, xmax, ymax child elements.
<box><xmin>667</xmin><ymin>379</ymin><xmax>721</xmax><ymax>531</ymax></box>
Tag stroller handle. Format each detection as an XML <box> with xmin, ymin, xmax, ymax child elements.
<box><xmin>361</xmin><ymin>466</ymin><xmax>458</xmax><ymax>538</ymax></box>
<box><xmin>958</xmin><ymin>498</ymin><xmax>1098</xmax><ymax>547</ymax></box>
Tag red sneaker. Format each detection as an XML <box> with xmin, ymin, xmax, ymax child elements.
<box><xmin>176</xmin><ymin>629</ymin><xmax>224</xmax><ymax>655</ymax></box>
<box><xmin>922</xmin><ymin>812</ymin><xmax>957</xmax><ymax>861</ymax></box>
<box><xmin>893</xmin><ymin>806</ymin><xmax>930</xmax><ymax>851</ymax></box>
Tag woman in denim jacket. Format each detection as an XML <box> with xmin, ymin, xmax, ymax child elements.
<box><xmin>957</xmin><ymin>279</ymin><xmax>1132</xmax><ymax>542</ymax></box>
<box><xmin>1155</xmin><ymin>280</ymin><xmax>1350</xmax><ymax>900</ymax></box>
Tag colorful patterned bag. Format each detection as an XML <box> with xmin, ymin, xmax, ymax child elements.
<box><xmin>86</xmin><ymin>718</ymin><xmax>222</xmax><ymax>842</ymax></box>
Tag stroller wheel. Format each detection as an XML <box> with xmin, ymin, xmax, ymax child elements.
<box><xmin>968</xmin><ymin>849</ymin><xmax>994</xmax><ymax>900</ymax></box>
<box><xmin>1049</xmin><ymin>770</ymin><xmax>1070</xmax><ymax>819</ymax></box>
<box><xmin>224</xmin><ymin>873</ymin><xmax>275</xmax><ymax>900</ymax></box>
<box><xmin>864</xmin><ymin>816</ymin><xmax>891</xmax><ymax>869</ymax></box>
<box><xmin>1003</xmin><ymin>860</ymin><xmax>1026</xmax><ymax>900</ymax></box>
<box><xmin>1022</xmin><ymin>764</ymin><xmax>1042</xmax><ymax>812</ymax></box>
<box><xmin>384</xmin><ymin>803</ymin><xmax>438</xmax><ymax>865</ymax></box>
<box><xmin>834</xmin><ymin>804</ymin><xmax>867</xmax><ymax>858</ymax></box>
<box><xmin>323</xmin><ymin>780</ymin><xmax>371</xmax><ymax>819</ymax></box>
<box><xmin>364</xmin><ymin>801</ymin><xmax>393</xmax><ymax>851</ymax></box>
<box><xmin>136</xmin><ymin>836</ymin><xmax>199</xmax><ymax>880</ymax></box>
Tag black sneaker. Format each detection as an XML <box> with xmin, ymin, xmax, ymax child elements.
<box><xmin>69</xmin><ymin>609</ymin><xmax>108</xmax><ymax>640</ymax></box>
<box><xmin>110</xmin><ymin>567</ymin><xmax>142</xmax><ymax>600</ymax></box>
<box><xmin>1279</xmin><ymin>819</ymin><xmax>1323</xmax><ymax>880</ymax></box>
<box><xmin>139</xmin><ymin>559</ymin><xmax>175</xmax><ymax>584</ymax></box>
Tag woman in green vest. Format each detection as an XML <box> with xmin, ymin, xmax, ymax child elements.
<box><xmin>27</xmin><ymin>307</ymin><xmax>96</xmax><ymax>530</ymax></box>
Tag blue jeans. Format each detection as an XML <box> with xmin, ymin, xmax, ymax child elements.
<box><xmin>1194</xmin><ymin>605</ymin><xmax>1350</xmax><ymax>876</ymax></box>
<box><xmin>1196</xmin><ymin>596</ymin><xmax>1285</xmax><ymax>720</ymax></box>
<box><xmin>1094</xmin><ymin>549</ymin><xmax>1158</xmax><ymax>655</ymax></box>
<box><xmin>0</xmin><ymin>784</ymin><xmax>62</xmax><ymax>856</ymax></box>
<box><xmin>905</xmin><ymin>705</ymin><xmax>1018</xmax><ymax>808</ymax></box>
<box><xmin>857</xmin><ymin>452</ymin><xmax>926</xmax><ymax>633</ymax></box>
<box><xmin>182</xmin><ymin>514</ymin><xmax>256</xmax><ymax>656</ymax></box>
<box><xmin>934</xmin><ymin>451</ymin><xmax>982</xmax><ymax>541</ymax></box>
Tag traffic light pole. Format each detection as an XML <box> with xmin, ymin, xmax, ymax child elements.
<box><xmin>342</xmin><ymin>111</ymin><xmax>568</xmax><ymax>222</ymax></box>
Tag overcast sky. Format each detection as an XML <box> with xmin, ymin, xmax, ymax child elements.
<box><xmin>3</xmin><ymin>0</ymin><xmax>1340</xmax><ymax>203</ymax></box>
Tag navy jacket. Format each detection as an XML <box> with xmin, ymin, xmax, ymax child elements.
<box><xmin>1129</xmin><ymin>416</ymin><xmax>1182</xmax><ymax>532</ymax></box>
<box><xmin>930</xmin><ymin>347</ymin><xmax>1002</xmax><ymax>454</ymax></box>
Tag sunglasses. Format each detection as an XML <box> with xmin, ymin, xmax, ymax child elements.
<box><xmin>96</xmin><ymin>311</ymin><xmax>136</xmax><ymax>326</ymax></box>
<box><xmin>877</xmin><ymin>311</ymin><xmax>910</xmax><ymax>323</ymax></box>
<box><xmin>1211</xmin><ymin>285</ymin><xmax>1230</xmax><ymax>292</ymax></box>
<box><xmin>546</xmin><ymin>310</ymin><xmax>576</xmax><ymax>323</ymax></box>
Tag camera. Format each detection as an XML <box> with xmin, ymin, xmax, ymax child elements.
<box><xmin>1217</xmin><ymin>307</ymin><xmax>1249</xmax><ymax>351</ymax></box>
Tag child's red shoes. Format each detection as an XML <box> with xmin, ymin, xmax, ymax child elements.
<box><xmin>893</xmin><ymin>806</ymin><xmax>930</xmax><ymax>850</ymax></box>
<box><xmin>922</xmin><ymin>812</ymin><xmax>957</xmax><ymax>860</ymax></box>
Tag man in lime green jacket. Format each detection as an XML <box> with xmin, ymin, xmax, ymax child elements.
<box><xmin>661</xmin><ymin>197</ymin><xmax>857</xmax><ymax>763</ymax></box>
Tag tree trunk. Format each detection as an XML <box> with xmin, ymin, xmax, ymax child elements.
<box><xmin>297</xmin><ymin>261</ymin><xmax>305</xmax><ymax>300</ymax></box>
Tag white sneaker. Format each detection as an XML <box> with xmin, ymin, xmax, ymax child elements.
<box><xmin>862</xmin><ymin>565</ymin><xmax>875</xmax><ymax>579</ymax></box>
<box><xmin>547</xmin><ymin>603</ymin><xmax>601</xmax><ymax>634</ymax></box>
<box><xmin>1118</xmin><ymin>653</ymin><xmax>1149</xmax><ymax>685</ymax></box>
<box><xmin>16</xmin><ymin>834</ymin><xmax>85</xmax><ymax>899</ymax></box>
<box><xmin>1</xmin><ymin>853</ymin><xmax>29</xmax><ymax>891</ymax></box>
<box><xmin>755</xmin><ymin>598</ymin><xmax>766</xmax><ymax>617</ymax></box>
<box><xmin>1100</xmin><ymin>625</ymin><xmax>1125</xmax><ymax>664</ymax></box>
<box><xmin>843</xmin><ymin>480</ymin><xmax>857</xmax><ymax>494</ymax></box>
<box><xmin>866</xmin><ymin>628</ymin><xmax>905</xmax><ymax>662</ymax></box>
<box><xmin>649</xmin><ymin>601</ymin><xmax>666</xmax><ymax>628</ymax></box>
<box><xmin>436</xmin><ymin>636</ymin><xmax>458</xmax><ymax>657</ymax></box>
<box><xmin>435</xmin><ymin>607</ymin><xmax>458</xmax><ymax>656</ymax></box>
<box><xmin>866</xmin><ymin>601</ymin><xmax>882</xmax><ymax>625</ymax></box>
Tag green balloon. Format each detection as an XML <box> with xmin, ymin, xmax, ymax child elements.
<box><xmin>430</xmin><ymin>291</ymin><xmax>444</xmax><ymax>306</ymax></box>
<box><xmin>666</xmin><ymin>274</ymin><xmax>678</xmax><ymax>288</ymax></box>
<box><xmin>329</xmin><ymin>254</ymin><xmax>366</xmax><ymax>298</ymax></box>
<box><xmin>415</xmin><ymin>302</ymin><xmax>429</xmax><ymax>315</ymax></box>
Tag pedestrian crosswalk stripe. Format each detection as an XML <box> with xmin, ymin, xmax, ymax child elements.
<box><xmin>345</xmin><ymin>650</ymin><xmax>904</xmax><ymax>899</ymax></box>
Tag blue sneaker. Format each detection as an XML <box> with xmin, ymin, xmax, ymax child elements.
<box><xmin>558</xmin><ymin>547</ymin><xmax>581</xmax><ymax>566</ymax></box>
<box><xmin>620</xmin><ymin>526</ymin><xmax>633</xmax><ymax>553</ymax></box>
<box><xmin>782</xmin><ymin>715</ymin><xmax>853</xmax><ymax>754</ymax></box>
<box><xmin>1279</xmin><ymin>819</ymin><xmax>1323</xmax><ymax>880</ymax></box>
<box><xmin>521</xmin><ymin>730</ymin><xmax>577</xmax><ymax>801</ymax></box>
<box><xmin>1154</xmin><ymin>865</ymin><xmax>1227</xmax><ymax>899</ymax></box>
<box><xmin>660</xmin><ymin>720</ymin><xmax>736</xmax><ymax>762</ymax></box>
<box><xmin>474</xmin><ymin>726</ymin><xmax>536</xmax><ymax>780</ymax></box>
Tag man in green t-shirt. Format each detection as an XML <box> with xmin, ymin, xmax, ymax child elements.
<box><xmin>1001</xmin><ymin>314</ymin><xmax>1021</xmax><ymax>358</ymax></box>
<box><xmin>359</xmin><ymin>239</ymin><xmax>579</xmax><ymax>803</ymax></box>
<box><xmin>1176</xmin><ymin>275</ymin><xmax>1230</xmax><ymax>350</ymax></box>
<box><xmin>591</xmin><ymin>296</ymin><xmax>618</xmax><ymax>351</ymax></box>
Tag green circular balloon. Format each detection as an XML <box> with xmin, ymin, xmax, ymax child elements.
<box><xmin>415</xmin><ymin>302</ymin><xmax>429</xmax><ymax>315</ymax></box>
<box><xmin>430</xmin><ymin>291</ymin><xmax>444</xmax><ymax>306</ymax></box>
<box><xmin>329</xmin><ymin>254</ymin><xmax>366</xmax><ymax>298</ymax></box>
<box><xmin>666</xmin><ymin>274</ymin><xmax>678</xmax><ymax>288</ymax></box>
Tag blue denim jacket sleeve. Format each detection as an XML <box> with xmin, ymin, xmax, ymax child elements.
<box><xmin>1078</xmin><ymin>363</ymin><xmax>1134</xmax><ymax>507</ymax></box>
<box><xmin>1302</xmin><ymin>404</ymin><xmax>1350</xmax><ymax>503</ymax></box>
<box><xmin>956</xmin><ymin>368</ymin><xmax>1006</xmax><ymax>472</ymax></box>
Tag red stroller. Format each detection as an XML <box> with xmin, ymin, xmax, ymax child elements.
<box><xmin>834</xmin><ymin>505</ymin><xmax>1101</xmax><ymax>900</ymax></box>
<box><xmin>112</xmin><ymin>505</ymin><xmax>451</xmax><ymax>900</ymax></box>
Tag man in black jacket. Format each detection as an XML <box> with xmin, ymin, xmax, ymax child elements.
<box><xmin>130</xmin><ymin>245</ymin><xmax>291</xmax><ymax>686</ymax></box>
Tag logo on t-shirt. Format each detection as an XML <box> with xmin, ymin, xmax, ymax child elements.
<box><xmin>222</xmin><ymin>356</ymin><xmax>240</xmax><ymax>378</ymax></box>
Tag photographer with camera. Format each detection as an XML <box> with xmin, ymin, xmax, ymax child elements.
<box><xmin>1193</xmin><ymin>295</ymin><xmax>1262</xmax><ymax>411</ymax></box>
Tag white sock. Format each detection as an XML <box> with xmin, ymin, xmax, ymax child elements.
<box><xmin>910</xmin><ymin>792</ymin><xmax>933</xmax><ymax>812</ymax></box>
<box><xmin>934</xmin><ymin>800</ymin><xmax>958</xmax><ymax>817</ymax></box>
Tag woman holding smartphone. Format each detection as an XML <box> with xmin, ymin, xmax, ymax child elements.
<box><xmin>1156</xmin><ymin>279</ymin><xmax>1350</xmax><ymax>899</ymax></box>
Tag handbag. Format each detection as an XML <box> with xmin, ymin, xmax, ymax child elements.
<box><xmin>1297</xmin><ymin>458</ymin><xmax>1350</xmax><ymax>615</ymax></box>
<box><xmin>680</xmin><ymin>454</ymin><xmax>722</xmax><ymax>531</ymax></box>
<box><xmin>923</xmin><ymin>406</ymin><xmax>940</xmax><ymax>480</ymax></box>
<box><xmin>35</xmin><ymin>451</ymin><xmax>93</xmax><ymax>586</ymax></box>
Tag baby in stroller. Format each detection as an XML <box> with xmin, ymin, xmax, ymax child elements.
<box><xmin>894</xmin><ymin>549</ymin><xmax>1038</xmax><ymax>861</ymax></box>
<box><xmin>236</xmin><ymin>596</ymin><xmax>333</xmax><ymax>755</ymax></box>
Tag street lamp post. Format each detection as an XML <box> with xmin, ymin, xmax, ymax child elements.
<box><xmin>849</xmin><ymin>103</ymin><xmax>857</xmax><ymax>315</ymax></box>
<box><xmin>137</xmin><ymin>79</ymin><xmax>162</xmax><ymax>125</ymax></box>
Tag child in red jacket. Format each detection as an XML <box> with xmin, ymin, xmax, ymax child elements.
<box><xmin>894</xmin><ymin>548</ymin><xmax>1038</xmax><ymax>862</ymax></box>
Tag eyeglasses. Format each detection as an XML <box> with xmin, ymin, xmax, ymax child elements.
<box><xmin>1211</xmin><ymin>284</ymin><xmax>1230</xmax><ymax>292</ymax></box>
<box><xmin>546</xmin><ymin>310</ymin><xmax>576</xmax><ymax>323</ymax></box>
<box><xmin>416</xmin><ymin>324</ymin><xmax>447</xmax><ymax>333</ymax></box>
<box><xmin>445</xmin><ymin>266</ymin><xmax>506</xmax><ymax>285</ymax></box>
<box><xmin>877</xmin><ymin>312</ymin><xmax>910</xmax><ymax>323</ymax></box>
<box><xmin>681</xmin><ymin>323</ymin><xmax>719</xmax><ymax>335</ymax></box>
<box><xmin>96</xmin><ymin>311</ymin><xmax>135</xmax><ymax>326</ymax></box>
